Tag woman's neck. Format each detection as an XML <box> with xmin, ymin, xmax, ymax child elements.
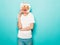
<box><xmin>23</xmin><ymin>12</ymin><xmax>29</xmax><ymax>16</ymax></box>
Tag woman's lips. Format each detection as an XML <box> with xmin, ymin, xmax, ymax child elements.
<box><xmin>24</xmin><ymin>9</ymin><xmax>27</xmax><ymax>11</ymax></box>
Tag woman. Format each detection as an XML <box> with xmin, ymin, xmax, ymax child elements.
<box><xmin>17</xmin><ymin>2</ymin><xmax>35</xmax><ymax>45</ymax></box>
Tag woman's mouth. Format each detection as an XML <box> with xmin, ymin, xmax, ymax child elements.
<box><xmin>24</xmin><ymin>9</ymin><xmax>27</xmax><ymax>11</ymax></box>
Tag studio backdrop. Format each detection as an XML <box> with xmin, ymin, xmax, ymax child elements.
<box><xmin>0</xmin><ymin>0</ymin><xmax>60</xmax><ymax>45</ymax></box>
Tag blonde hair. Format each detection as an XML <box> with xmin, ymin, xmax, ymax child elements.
<box><xmin>20</xmin><ymin>2</ymin><xmax>31</xmax><ymax>12</ymax></box>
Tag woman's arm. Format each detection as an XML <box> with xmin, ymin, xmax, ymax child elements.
<box><xmin>17</xmin><ymin>13</ymin><xmax>22</xmax><ymax>29</ymax></box>
<box><xmin>20</xmin><ymin>23</ymin><xmax>34</xmax><ymax>31</ymax></box>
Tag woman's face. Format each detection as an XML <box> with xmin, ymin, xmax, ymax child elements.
<box><xmin>21</xmin><ymin>5</ymin><xmax>29</xmax><ymax>13</ymax></box>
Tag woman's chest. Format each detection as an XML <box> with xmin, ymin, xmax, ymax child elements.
<box><xmin>21</xmin><ymin>16</ymin><xmax>30</xmax><ymax>24</ymax></box>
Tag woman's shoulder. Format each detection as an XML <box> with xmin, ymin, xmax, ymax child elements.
<box><xmin>28</xmin><ymin>13</ymin><xmax>33</xmax><ymax>16</ymax></box>
<box><xmin>28</xmin><ymin>12</ymin><xmax>34</xmax><ymax>18</ymax></box>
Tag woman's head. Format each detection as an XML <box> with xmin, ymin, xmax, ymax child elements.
<box><xmin>20</xmin><ymin>3</ymin><xmax>31</xmax><ymax>14</ymax></box>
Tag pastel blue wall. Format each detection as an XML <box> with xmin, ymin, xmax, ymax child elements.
<box><xmin>0</xmin><ymin>0</ymin><xmax>60</xmax><ymax>45</ymax></box>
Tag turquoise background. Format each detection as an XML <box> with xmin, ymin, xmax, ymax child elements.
<box><xmin>0</xmin><ymin>0</ymin><xmax>60</xmax><ymax>45</ymax></box>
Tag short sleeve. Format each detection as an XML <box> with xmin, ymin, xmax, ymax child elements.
<box><xmin>16</xmin><ymin>14</ymin><xmax>20</xmax><ymax>22</ymax></box>
<box><xmin>29</xmin><ymin>13</ymin><xmax>35</xmax><ymax>23</ymax></box>
<box><xmin>16</xmin><ymin>14</ymin><xmax>21</xmax><ymax>21</ymax></box>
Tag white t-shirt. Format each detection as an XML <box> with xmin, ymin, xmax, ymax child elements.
<box><xmin>18</xmin><ymin>13</ymin><xmax>35</xmax><ymax>39</ymax></box>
